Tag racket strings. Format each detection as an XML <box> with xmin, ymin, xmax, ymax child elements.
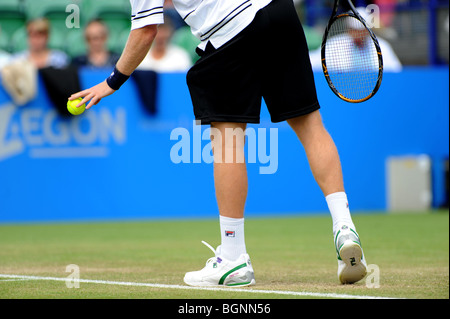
<box><xmin>324</xmin><ymin>16</ymin><xmax>380</xmax><ymax>101</ymax></box>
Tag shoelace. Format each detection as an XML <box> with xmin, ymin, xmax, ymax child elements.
<box><xmin>201</xmin><ymin>241</ymin><xmax>218</xmax><ymax>266</ymax></box>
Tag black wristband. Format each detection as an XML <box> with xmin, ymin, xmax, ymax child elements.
<box><xmin>106</xmin><ymin>66</ymin><xmax>130</xmax><ymax>91</ymax></box>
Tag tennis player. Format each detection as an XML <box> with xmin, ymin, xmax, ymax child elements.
<box><xmin>69</xmin><ymin>0</ymin><xmax>367</xmax><ymax>286</ymax></box>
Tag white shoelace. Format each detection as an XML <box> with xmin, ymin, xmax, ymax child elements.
<box><xmin>201</xmin><ymin>241</ymin><xmax>218</xmax><ymax>266</ymax></box>
<box><xmin>201</xmin><ymin>240</ymin><xmax>216</xmax><ymax>254</ymax></box>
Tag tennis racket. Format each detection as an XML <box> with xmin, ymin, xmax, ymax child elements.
<box><xmin>321</xmin><ymin>0</ymin><xmax>383</xmax><ymax>103</ymax></box>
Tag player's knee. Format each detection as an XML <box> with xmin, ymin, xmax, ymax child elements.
<box><xmin>210</xmin><ymin>123</ymin><xmax>246</xmax><ymax>164</ymax></box>
<box><xmin>287</xmin><ymin>110</ymin><xmax>323</xmax><ymax>130</ymax></box>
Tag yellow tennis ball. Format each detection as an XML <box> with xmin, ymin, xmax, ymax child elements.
<box><xmin>67</xmin><ymin>98</ymin><xmax>86</xmax><ymax>115</ymax></box>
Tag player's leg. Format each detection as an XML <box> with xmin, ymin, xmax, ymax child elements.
<box><xmin>257</xmin><ymin>0</ymin><xmax>366</xmax><ymax>284</ymax></box>
<box><xmin>287</xmin><ymin>111</ymin><xmax>367</xmax><ymax>284</ymax></box>
<box><xmin>183</xmin><ymin>122</ymin><xmax>255</xmax><ymax>287</ymax></box>
<box><xmin>287</xmin><ymin>110</ymin><xmax>344</xmax><ymax>197</ymax></box>
<box><xmin>211</xmin><ymin>122</ymin><xmax>248</xmax><ymax>263</ymax></box>
<box><xmin>211</xmin><ymin>122</ymin><xmax>248</xmax><ymax>220</ymax></box>
<box><xmin>183</xmin><ymin>39</ymin><xmax>259</xmax><ymax>287</ymax></box>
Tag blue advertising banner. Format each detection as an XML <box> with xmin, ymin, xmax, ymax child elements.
<box><xmin>0</xmin><ymin>67</ymin><xmax>448</xmax><ymax>222</ymax></box>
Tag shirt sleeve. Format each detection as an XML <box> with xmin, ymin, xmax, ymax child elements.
<box><xmin>130</xmin><ymin>0</ymin><xmax>165</xmax><ymax>30</ymax></box>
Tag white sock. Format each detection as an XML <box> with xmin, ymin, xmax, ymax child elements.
<box><xmin>219</xmin><ymin>216</ymin><xmax>246</xmax><ymax>261</ymax></box>
<box><xmin>326</xmin><ymin>192</ymin><xmax>355</xmax><ymax>235</ymax></box>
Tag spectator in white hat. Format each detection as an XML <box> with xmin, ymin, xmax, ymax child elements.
<box><xmin>310</xmin><ymin>6</ymin><xmax>402</xmax><ymax>72</ymax></box>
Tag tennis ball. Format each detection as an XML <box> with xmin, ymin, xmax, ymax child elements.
<box><xmin>67</xmin><ymin>98</ymin><xmax>86</xmax><ymax>115</ymax></box>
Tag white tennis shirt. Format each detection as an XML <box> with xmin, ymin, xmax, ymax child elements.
<box><xmin>130</xmin><ymin>0</ymin><xmax>272</xmax><ymax>50</ymax></box>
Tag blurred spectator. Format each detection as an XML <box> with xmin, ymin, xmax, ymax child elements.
<box><xmin>72</xmin><ymin>19</ymin><xmax>120</xmax><ymax>69</ymax></box>
<box><xmin>137</xmin><ymin>18</ymin><xmax>192</xmax><ymax>73</ymax></box>
<box><xmin>163</xmin><ymin>0</ymin><xmax>187</xmax><ymax>30</ymax></box>
<box><xmin>375</xmin><ymin>0</ymin><xmax>397</xmax><ymax>27</ymax></box>
<box><xmin>373</xmin><ymin>0</ymin><xmax>399</xmax><ymax>40</ymax></box>
<box><xmin>171</xmin><ymin>26</ymin><xmax>201</xmax><ymax>64</ymax></box>
<box><xmin>309</xmin><ymin>7</ymin><xmax>402</xmax><ymax>72</ymax></box>
<box><xmin>0</xmin><ymin>27</ymin><xmax>11</xmax><ymax>70</ymax></box>
<box><xmin>13</xmin><ymin>18</ymin><xmax>69</xmax><ymax>69</ymax></box>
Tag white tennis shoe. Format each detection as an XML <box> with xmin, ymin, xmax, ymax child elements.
<box><xmin>334</xmin><ymin>225</ymin><xmax>367</xmax><ymax>284</ymax></box>
<box><xmin>183</xmin><ymin>241</ymin><xmax>256</xmax><ymax>287</ymax></box>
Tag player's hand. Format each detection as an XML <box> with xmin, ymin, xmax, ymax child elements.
<box><xmin>69</xmin><ymin>81</ymin><xmax>115</xmax><ymax>110</ymax></box>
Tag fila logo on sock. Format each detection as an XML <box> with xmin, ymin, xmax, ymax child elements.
<box><xmin>225</xmin><ymin>230</ymin><xmax>235</xmax><ymax>237</ymax></box>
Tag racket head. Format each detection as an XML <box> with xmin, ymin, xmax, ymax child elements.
<box><xmin>321</xmin><ymin>12</ymin><xmax>384</xmax><ymax>103</ymax></box>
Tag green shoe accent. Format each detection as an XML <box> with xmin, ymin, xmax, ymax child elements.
<box><xmin>335</xmin><ymin>227</ymin><xmax>362</xmax><ymax>260</ymax></box>
<box><xmin>350</xmin><ymin>228</ymin><xmax>361</xmax><ymax>245</ymax></box>
<box><xmin>334</xmin><ymin>229</ymin><xmax>341</xmax><ymax>256</ymax></box>
<box><xmin>218</xmin><ymin>263</ymin><xmax>248</xmax><ymax>285</ymax></box>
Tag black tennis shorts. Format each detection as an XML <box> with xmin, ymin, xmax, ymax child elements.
<box><xmin>186</xmin><ymin>0</ymin><xmax>320</xmax><ymax>125</ymax></box>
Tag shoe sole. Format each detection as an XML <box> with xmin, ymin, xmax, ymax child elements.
<box><xmin>338</xmin><ymin>240</ymin><xmax>367</xmax><ymax>284</ymax></box>
<box><xmin>184</xmin><ymin>278</ymin><xmax>256</xmax><ymax>287</ymax></box>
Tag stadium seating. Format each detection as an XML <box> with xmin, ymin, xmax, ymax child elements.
<box><xmin>0</xmin><ymin>0</ymin><xmax>132</xmax><ymax>54</ymax></box>
<box><xmin>0</xmin><ymin>30</ymin><xmax>9</xmax><ymax>52</ymax></box>
<box><xmin>9</xmin><ymin>26</ymin><xmax>27</xmax><ymax>53</ymax></box>
<box><xmin>64</xmin><ymin>28</ymin><xmax>87</xmax><ymax>58</ymax></box>
<box><xmin>24</xmin><ymin>0</ymin><xmax>73</xmax><ymax>21</ymax></box>
<box><xmin>0</xmin><ymin>0</ymin><xmax>26</xmax><ymax>52</ymax></box>
<box><xmin>111</xmin><ymin>29</ymin><xmax>130</xmax><ymax>55</ymax></box>
<box><xmin>81</xmin><ymin>0</ymin><xmax>131</xmax><ymax>34</ymax></box>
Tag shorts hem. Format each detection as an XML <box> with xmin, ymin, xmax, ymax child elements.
<box><xmin>195</xmin><ymin>115</ymin><xmax>260</xmax><ymax>125</ymax></box>
<box><xmin>270</xmin><ymin>102</ymin><xmax>321</xmax><ymax>123</ymax></box>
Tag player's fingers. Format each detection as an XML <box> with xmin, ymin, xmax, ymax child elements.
<box><xmin>78</xmin><ymin>93</ymin><xmax>94</xmax><ymax>108</ymax></box>
<box><xmin>69</xmin><ymin>89</ymin><xmax>89</xmax><ymax>101</ymax></box>
<box><xmin>85</xmin><ymin>101</ymin><xmax>94</xmax><ymax>110</ymax></box>
<box><xmin>86</xmin><ymin>96</ymin><xmax>100</xmax><ymax>110</ymax></box>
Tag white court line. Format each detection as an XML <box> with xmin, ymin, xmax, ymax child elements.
<box><xmin>0</xmin><ymin>274</ymin><xmax>397</xmax><ymax>299</ymax></box>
